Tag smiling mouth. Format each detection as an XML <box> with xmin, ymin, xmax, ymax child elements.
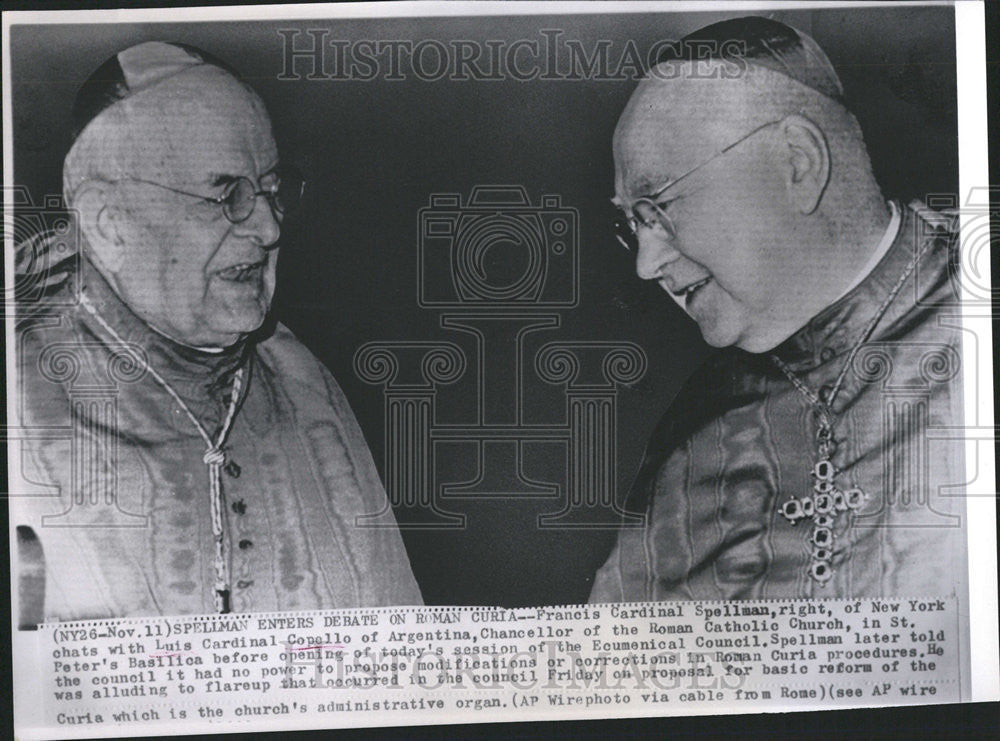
<box><xmin>215</xmin><ymin>259</ymin><xmax>266</xmax><ymax>283</ymax></box>
<box><xmin>671</xmin><ymin>276</ymin><xmax>712</xmax><ymax>308</ymax></box>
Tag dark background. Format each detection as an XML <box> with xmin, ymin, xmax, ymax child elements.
<box><xmin>10</xmin><ymin>6</ymin><xmax>959</xmax><ymax>607</ymax></box>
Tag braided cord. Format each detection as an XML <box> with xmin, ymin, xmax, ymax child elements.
<box><xmin>78</xmin><ymin>292</ymin><xmax>244</xmax><ymax>613</ymax></box>
<box><xmin>773</xmin><ymin>228</ymin><xmax>933</xmax><ymax>434</ymax></box>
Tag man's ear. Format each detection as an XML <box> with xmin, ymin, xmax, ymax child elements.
<box><xmin>779</xmin><ymin>113</ymin><xmax>830</xmax><ymax>215</ymax></box>
<box><xmin>72</xmin><ymin>181</ymin><xmax>127</xmax><ymax>273</ymax></box>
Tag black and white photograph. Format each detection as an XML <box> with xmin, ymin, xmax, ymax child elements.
<box><xmin>4</xmin><ymin>1</ymin><xmax>997</xmax><ymax>736</ymax></box>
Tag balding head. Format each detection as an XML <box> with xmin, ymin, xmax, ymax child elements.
<box><xmin>65</xmin><ymin>64</ymin><xmax>276</xmax><ymax>205</ymax></box>
<box><xmin>615</xmin><ymin>61</ymin><xmax>863</xmax><ymax>205</ymax></box>
<box><xmin>612</xmin><ymin>18</ymin><xmax>888</xmax><ymax>352</ymax></box>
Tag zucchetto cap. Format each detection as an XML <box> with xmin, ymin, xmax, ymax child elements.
<box><xmin>71</xmin><ymin>40</ymin><xmax>239</xmax><ymax>142</ymax></box>
<box><xmin>656</xmin><ymin>16</ymin><xmax>844</xmax><ymax>102</ymax></box>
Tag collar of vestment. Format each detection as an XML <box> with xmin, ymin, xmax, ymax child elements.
<box><xmin>76</xmin><ymin>256</ymin><xmax>251</xmax><ymax>435</ymax></box>
<box><xmin>769</xmin><ymin>201</ymin><xmax>947</xmax><ymax>374</ymax></box>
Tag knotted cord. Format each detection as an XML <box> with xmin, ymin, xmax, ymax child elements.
<box><xmin>79</xmin><ymin>291</ymin><xmax>243</xmax><ymax>613</ymax></box>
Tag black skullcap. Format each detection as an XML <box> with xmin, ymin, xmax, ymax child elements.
<box><xmin>657</xmin><ymin>16</ymin><xmax>844</xmax><ymax>103</ymax></box>
<box><xmin>71</xmin><ymin>41</ymin><xmax>241</xmax><ymax>141</ymax></box>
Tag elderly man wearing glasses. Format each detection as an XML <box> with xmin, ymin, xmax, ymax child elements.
<box><xmin>592</xmin><ymin>17</ymin><xmax>966</xmax><ymax>602</ymax></box>
<box><xmin>14</xmin><ymin>42</ymin><xmax>421</xmax><ymax>621</ymax></box>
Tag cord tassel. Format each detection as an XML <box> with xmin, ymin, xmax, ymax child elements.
<box><xmin>206</xmin><ymin>451</ymin><xmax>231</xmax><ymax>613</ymax></box>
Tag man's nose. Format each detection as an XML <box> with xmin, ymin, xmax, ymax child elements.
<box><xmin>235</xmin><ymin>195</ymin><xmax>281</xmax><ymax>247</ymax></box>
<box><xmin>634</xmin><ymin>227</ymin><xmax>681</xmax><ymax>281</ymax></box>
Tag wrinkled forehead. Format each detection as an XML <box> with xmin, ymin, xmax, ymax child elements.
<box><xmin>613</xmin><ymin>68</ymin><xmax>759</xmax><ymax>202</ymax></box>
<box><xmin>119</xmin><ymin>66</ymin><xmax>277</xmax><ymax>184</ymax></box>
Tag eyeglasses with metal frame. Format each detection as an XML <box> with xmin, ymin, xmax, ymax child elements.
<box><xmin>613</xmin><ymin>119</ymin><xmax>782</xmax><ymax>253</ymax></box>
<box><xmin>114</xmin><ymin>163</ymin><xmax>306</xmax><ymax>225</ymax></box>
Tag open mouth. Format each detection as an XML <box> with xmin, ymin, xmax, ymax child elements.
<box><xmin>673</xmin><ymin>276</ymin><xmax>712</xmax><ymax>308</ymax></box>
<box><xmin>215</xmin><ymin>259</ymin><xmax>266</xmax><ymax>283</ymax></box>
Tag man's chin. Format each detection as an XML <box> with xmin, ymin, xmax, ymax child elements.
<box><xmin>204</xmin><ymin>292</ymin><xmax>272</xmax><ymax>335</ymax></box>
<box><xmin>729</xmin><ymin>331</ymin><xmax>789</xmax><ymax>355</ymax></box>
<box><xmin>697</xmin><ymin>317</ymin><xmax>787</xmax><ymax>354</ymax></box>
<box><xmin>696</xmin><ymin>320</ymin><xmax>741</xmax><ymax>350</ymax></box>
<box><xmin>199</xmin><ymin>307</ymin><xmax>269</xmax><ymax>347</ymax></box>
<box><xmin>208</xmin><ymin>318</ymin><xmax>265</xmax><ymax>345</ymax></box>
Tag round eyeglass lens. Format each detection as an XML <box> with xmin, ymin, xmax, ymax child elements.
<box><xmin>274</xmin><ymin>167</ymin><xmax>305</xmax><ymax>215</ymax></box>
<box><xmin>224</xmin><ymin>178</ymin><xmax>257</xmax><ymax>223</ymax></box>
<box><xmin>614</xmin><ymin>213</ymin><xmax>638</xmax><ymax>252</ymax></box>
